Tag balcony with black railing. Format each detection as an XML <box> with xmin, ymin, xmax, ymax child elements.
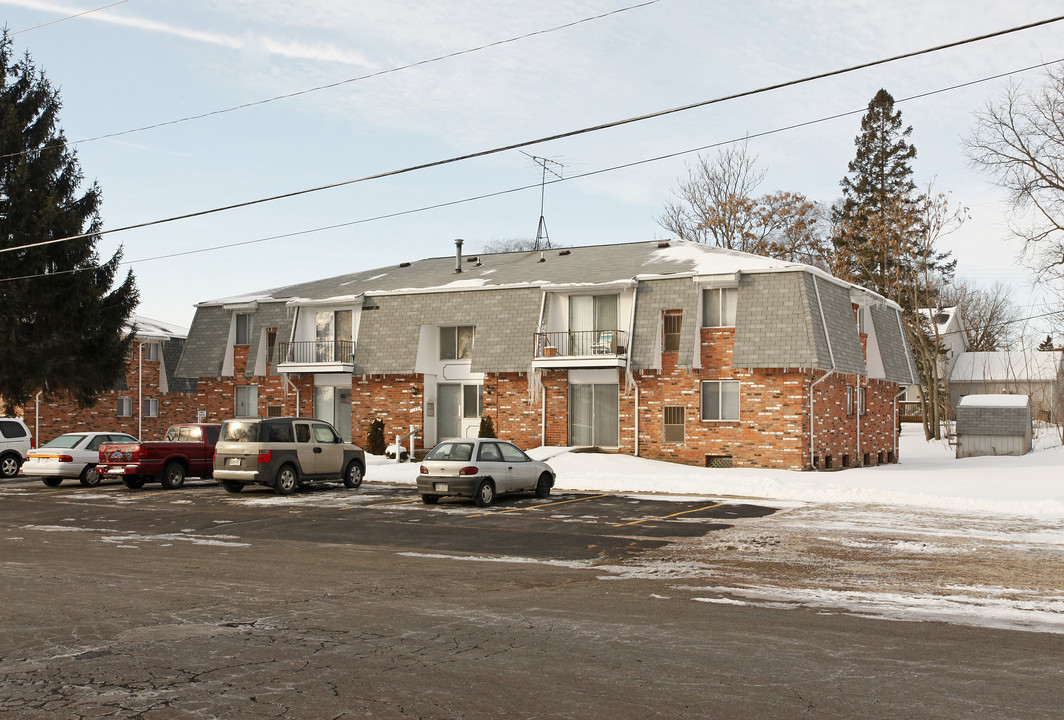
<box><xmin>275</xmin><ymin>340</ymin><xmax>355</xmax><ymax>371</ymax></box>
<box><xmin>533</xmin><ymin>330</ymin><xmax>628</xmax><ymax>366</ymax></box>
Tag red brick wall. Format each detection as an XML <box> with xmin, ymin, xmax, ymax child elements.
<box><xmin>21</xmin><ymin>344</ymin><xmax>200</xmax><ymax>443</ymax></box>
<box><xmin>176</xmin><ymin>332</ymin><xmax>902</xmax><ymax>471</ymax></box>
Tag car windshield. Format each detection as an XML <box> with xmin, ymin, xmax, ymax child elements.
<box><xmin>41</xmin><ymin>434</ymin><xmax>87</xmax><ymax>449</ymax></box>
<box><xmin>425</xmin><ymin>442</ymin><xmax>474</xmax><ymax>462</ymax></box>
<box><xmin>221</xmin><ymin>421</ymin><xmax>260</xmax><ymax>442</ymax></box>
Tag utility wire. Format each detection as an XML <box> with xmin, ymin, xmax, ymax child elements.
<box><xmin>5</xmin><ymin>54</ymin><xmax>1062</xmax><ymax>282</ymax></box>
<box><xmin>6</xmin><ymin>0</ymin><xmax>663</xmax><ymax>155</ymax></box>
<box><xmin>3</xmin><ymin>13</ymin><xmax>1063</xmax><ymax>258</ymax></box>
<box><xmin>11</xmin><ymin>0</ymin><xmax>134</xmax><ymax>34</ymax></box>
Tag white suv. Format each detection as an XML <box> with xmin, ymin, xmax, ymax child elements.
<box><xmin>0</xmin><ymin>417</ymin><xmax>33</xmax><ymax>478</ymax></box>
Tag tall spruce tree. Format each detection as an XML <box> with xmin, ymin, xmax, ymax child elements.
<box><xmin>832</xmin><ymin>89</ymin><xmax>925</xmax><ymax>297</ymax></box>
<box><xmin>831</xmin><ymin>90</ymin><xmax>958</xmax><ymax>440</ymax></box>
<box><xmin>0</xmin><ymin>34</ymin><xmax>138</xmax><ymax>413</ymax></box>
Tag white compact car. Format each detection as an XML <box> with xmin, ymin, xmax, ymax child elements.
<box><xmin>416</xmin><ymin>438</ymin><xmax>555</xmax><ymax>507</ymax></box>
<box><xmin>25</xmin><ymin>432</ymin><xmax>137</xmax><ymax>487</ymax></box>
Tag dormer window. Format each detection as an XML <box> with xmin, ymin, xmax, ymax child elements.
<box><xmin>235</xmin><ymin>313</ymin><xmax>254</xmax><ymax>345</ymax></box>
<box><xmin>440</xmin><ymin>326</ymin><xmax>474</xmax><ymax>360</ymax></box>
<box><xmin>702</xmin><ymin>288</ymin><xmax>737</xmax><ymax>328</ymax></box>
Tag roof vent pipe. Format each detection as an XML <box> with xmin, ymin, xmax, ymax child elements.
<box><xmin>454</xmin><ymin>238</ymin><xmax>463</xmax><ymax>273</ymax></box>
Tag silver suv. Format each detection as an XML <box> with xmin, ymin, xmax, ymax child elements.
<box><xmin>0</xmin><ymin>418</ymin><xmax>33</xmax><ymax>478</ymax></box>
<box><xmin>213</xmin><ymin>417</ymin><xmax>366</xmax><ymax>495</ymax></box>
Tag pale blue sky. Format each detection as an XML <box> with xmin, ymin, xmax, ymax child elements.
<box><xmin>3</xmin><ymin>0</ymin><xmax>1063</xmax><ymax>334</ymax></box>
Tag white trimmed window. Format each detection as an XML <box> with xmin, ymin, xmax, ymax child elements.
<box><xmin>846</xmin><ymin>386</ymin><xmax>855</xmax><ymax>416</ymax></box>
<box><xmin>142</xmin><ymin>398</ymin><xmax>159</xmax><ymax>418</ymax></box>
<box><xmin>440</xmin><ymin>326</ymin><xmax>474</xmax><ymax>360</ymax></box>
<box><xmin>702</xmin><ymin>288</ymin><xmax>737</xmax><ymax>328</ymax></box>
<box><xmin>235</xmin><ymin>313</ymin><xmax>254</xmax><ymax>345</ymax></box>
<box><xmin>701</xmin><ymin>380</ymin><xmax>740</xmax><ymax>421</ymax></box>
<box><xmin>117</xmin><ymin>397</ymin><xmax>133</xmax><ymax>417</ymax></box>
<box><xmin>235</xmin><ymin>386</ymin><xmax>258</xmax><ymax>417</ymax></box>
<box><xmin>143</xmin><ymin>342</ymin><xmax>160</xmax><ymax>361</ymax></box>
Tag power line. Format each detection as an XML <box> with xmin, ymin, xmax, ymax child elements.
<box><xmin>4</xmin><ymin>12</ymin><xmax>1063</xmax><ymax>259</ymax></box>
<box><xmin>10</xmin><ymin>0</ymin><xmax>134</xmax><ymax>34</ymax></box>
<box><xmin>3</xmin><ymin>53</ymin><xmax>1063</xmax><ymax>280</ymax></box>
<box><xmin>4</xmin><ymin>0</ymin><xmax>663</xmax><ymax>156</ymax></box>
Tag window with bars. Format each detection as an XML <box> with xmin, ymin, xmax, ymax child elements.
<box><xmin>664</xmin><ymin>405</ymin><xmax>685</xmax><ymax>443</ymax></box>
<box><xmin>663</xmin><ymin>311</ymin><xmax>682</xmax><ymax>352</ymax></box>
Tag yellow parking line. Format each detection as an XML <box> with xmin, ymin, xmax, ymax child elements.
<box><xmin>612</xmin><ymin>502</ymin><xmax>725</xmax><ymax>527</ymax></box>
<box><xmin>466</xmin><ymin>493</ymin><xmax>610</xmax><ymax>518</ymax></box>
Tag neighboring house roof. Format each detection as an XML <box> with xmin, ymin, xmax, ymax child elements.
<box><xmin>951</xmin><ymin>351</ymin><xmax>1062</xmax><ymax>383</ymax></box>
<box><xmin>127</xmin><ymin>315</ymin><xmax>189</xmax><ymax>340</ymax></box>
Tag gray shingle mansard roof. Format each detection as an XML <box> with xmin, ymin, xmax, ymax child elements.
<box><xmin>175</xmin><ymin>240</ymin><xmax>914</xmax><ymax>381</ymax></box>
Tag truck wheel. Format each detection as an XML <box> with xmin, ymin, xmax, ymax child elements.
<box><xmin>123</xmin><ymin>477</ymin><xmax>146</xmax><ymax>489</ymax></box>
<box><xmin>160</xmin><ymin>462</ymin><xmax>186</xmax><ymax>490</ymax></box>
<box><xmin>274</xmin><ymin>464</ymin><xmax>298</xmax><ymax>495</ymax></box>
<box><xmin>343</xmin><ymin>461</ymin><xmax>363</xmax><ymax>489</ymax></box>
<box><xmin>79</xmin><ymin>465</ymin><xmax>101</xmax><ymax>487</ymax></box>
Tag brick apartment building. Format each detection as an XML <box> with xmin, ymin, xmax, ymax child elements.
<box><xmin>173</xmin><ymin>240</ymin><xmax>915</xmax><ymax>471</ymax></box>
<box><xmin>20</xmin><ymin>316</ymin><xmax>198</xmax><ymax>444</ymax></box>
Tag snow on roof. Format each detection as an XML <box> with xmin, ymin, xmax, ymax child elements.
<box><xmin>958</xmin><ymin>394</ymin><xmax>1030</xmax><ymax>408</ymax></box>
<box><xmin>646</xmin><ymin>242</ymin><xmax>800</xmax><ymax>275</ymax></box>
<box><xmin>126</xmin><ymin>314</ymin><xmax>188</xmax><ymax>340</ymax></box>
<box><xmin>919</xmin><ymin>306</ymin><xmax>960</xmax><ymax>335</ymax></box>
<box><xmin>951</xmin><ymin>351</ymin><xmax>1062</xmax><ymax>383</ymax></box>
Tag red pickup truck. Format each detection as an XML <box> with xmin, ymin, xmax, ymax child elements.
<box><xmin>97</xmin><ymin>423</ymin><xmax>221</xmax><ymax>490</ymax></box>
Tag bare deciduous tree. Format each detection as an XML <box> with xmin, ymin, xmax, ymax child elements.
<box><xmin>968</xmin><ymin>66</ymin><xmax>1064</xmax><ymax>286</ymax></box>
<box><xmin>941</xmin><ymin>280</ymin><xmax>1021</xmax><ymax>352</ymax></box>
<box><xmin>658</xmin><ymin>141</ymin><xmax>829</xmax><ymax>265</ymax></box>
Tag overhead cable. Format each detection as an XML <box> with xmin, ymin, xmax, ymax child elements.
<box><xmin>11</xmin><ymin>0</ymin><xmax>134</xmax><ymax>34</ymax></box>
<box><xmin>2</xmin><ymin>13</ymin><xmax>1064</xmax><ymax>257</ymax></box>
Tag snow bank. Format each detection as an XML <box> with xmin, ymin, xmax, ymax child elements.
<box><xmin>366</xmin><ymin>424</ymin><xmax>1064</xmax><ymax>520</ymax></box>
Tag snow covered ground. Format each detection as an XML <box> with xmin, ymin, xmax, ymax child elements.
<box><xmin>369</xmin><ymin>424</ymin><xmax>1064</xmax><ymax>634</ymax></box>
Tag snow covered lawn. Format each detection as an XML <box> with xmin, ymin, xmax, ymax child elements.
<box><xmin>369</xmin><ymin>424</ymin><xmax>1064</xmax><ymax>633</ymax></box>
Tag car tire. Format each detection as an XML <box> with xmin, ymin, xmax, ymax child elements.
<box><xmin>220</xmin><ymin>479</ymin><xmax>244</xmax><ymax>493</ymax></box>
<box><xmin>160</xmin><ymin>462</ymin><xmax>186</xmax><ymax>490</ymax></box>
<box><xmin>534</xmin><ymin>472</ymin><xmax>552</xmax><ymax>499</ymax></box>
<box><xmin>122</xmin><ymin>477</ymin><xmax>146</xmax><ymax>489</ymax></box>
<box><xmin>42</xmin><ymin>477</ymin><xmax>62</xmax><ymax>487</ymax></box>
<box><xmin>0</xmin><ymin>454</ymin><xmax>21</xmax><ymax>479</ymax></box>
<box><xmin>474</xmin><ymin>480</ymin><xmax>495</xmax><ymax>508</ymax></box>
<box><xmin>343</xmin><ymin>461</ymin><xmax>363</xmax><ymax>489</ymax></box>
<box><xmin>79</xmin><ymin>465</ymin><xmax>101</xmax><ymax>488</ymax></box>
<box><xmin>421</xmin><ymin>494</ymin><xmax>439</xmax><ymax>504</ymax></box>
<box><xmin>274</xmin><ymin>463</ymin><xmax>298</xmax><ymax>495</ymax></box>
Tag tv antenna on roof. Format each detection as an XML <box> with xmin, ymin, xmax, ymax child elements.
<box><xmin>522</xmin><ymin>151</ymin><xmax>565</xmax><ymax>251</ymax></box>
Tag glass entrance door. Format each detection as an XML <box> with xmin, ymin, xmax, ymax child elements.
<box><xmin>569</xmin><ymin>383</ymin><xmax>619</xmax><ymax>446</ymax></box>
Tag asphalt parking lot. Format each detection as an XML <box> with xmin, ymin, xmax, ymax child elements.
<box><xmin>4</xmin><ymin>474</ymin><xmax>1064</xmax><ymax>719</ymax></box>
<box><xmin>0</xmin><ymin>475</ymin><xmax>777</xmax><ymax>564</ymax></box>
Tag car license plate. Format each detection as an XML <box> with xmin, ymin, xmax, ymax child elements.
<box><xmin>434</xmin><ymin>482</ymin><xmax>448</xmax><ymax>492</ymax></box>
<box><xmin>227</xmin><ymin>457</ymin><xmax>241</xmax><ymax>466</ymax></box>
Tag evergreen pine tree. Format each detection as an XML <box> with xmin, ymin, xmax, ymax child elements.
<box><xmin>831</xmin><ymin>89</ymin><xmax>953</xmax><ymax>300</ymax></box>
<box><xmin>478</xmin><ymin>415</ymin><xmax>496</xmax><ymax>438</ymax></box>
<box><xmin>1038</xmin><ymin>335</ymin><xmax>1055</xmax><ymax>351</ymax></box>
<box><xmin>0</xmin><ymin>35</ymin><xmax>138</xmax><ymax>413</ymax></box>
